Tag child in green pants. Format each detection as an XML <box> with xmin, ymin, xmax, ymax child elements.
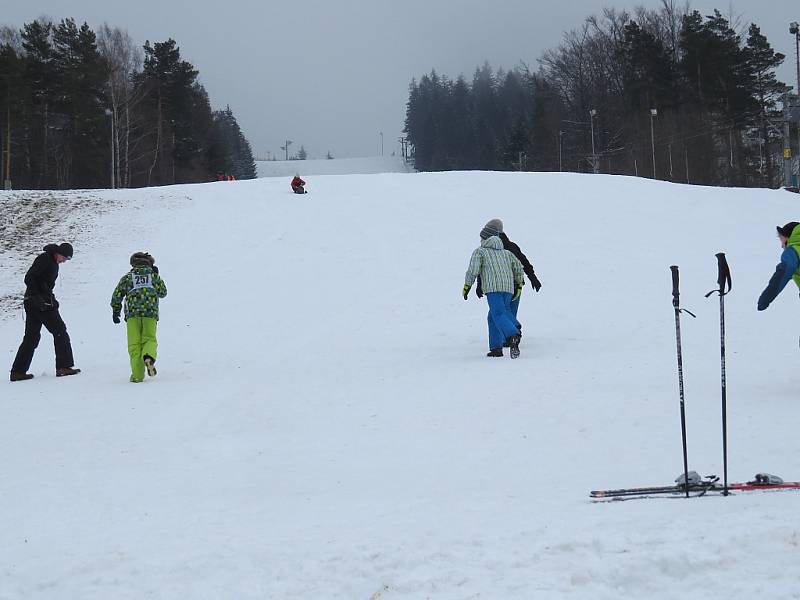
<box><xmin>111</xmin><ymin>252</ymin><xmax>168</xmax><ymax>382</ymax></box>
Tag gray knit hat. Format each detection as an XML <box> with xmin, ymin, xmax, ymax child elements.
<box><xmin>479</xmin><ymin>218</ymin><xmax>504</xmax><ymax>240</ymax></box>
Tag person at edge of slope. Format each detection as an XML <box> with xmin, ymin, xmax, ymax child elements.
<box><xmin>463</xmin><ymin>226</ymin><xmax>524</xmax><ymax>359</ymax></box>
<box><xmin>10</xmin><ymin>243</ymin><xmax>81</xmax><ymax>381</ymax></box>
<box><xmin>111</xmin><ymin>252</ymin><xmax>168</xmax><ymax>383</ymax></box>
<box><xmin>475</xmin><ymin>218</ymin><xmax>542</xmax><ymax>343</ymax></box>
<box><xmin>758</xmin><ymin>221</ymin><xmax>800</xmax><ymax>315</ymax></box>
<box><xmin>291</xmin><ymin>174</ymin><xmax>307</xmax><ymax>194</ymax></box>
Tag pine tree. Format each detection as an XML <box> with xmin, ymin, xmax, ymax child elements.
<box><xmin>745</xmin><ymin>23</ymin><xmax>787</xmax><ymax>186</ymax></box>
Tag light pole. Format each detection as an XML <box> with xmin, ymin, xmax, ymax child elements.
<box><xmin>650</xmin><ymin>108</ymin><xmax>658</xmax><ymax>179</ymax></box>
<box><xmin>104</xmin><ymin>108</ymin><xmax>115</xmax><ymax>189</ymax></box>
<box><xmin>589</xmin><ymin>109</ymin><xmax>598</xmax><ymax>173</ymax></box>
<box><xmin>792</xmin><ymin>22</ymin><xmax>800</xmax><ymax>95</ymax></box>
<box><xmin>380</xmin><ymin>131</ymin><xmax>384</xmax><ymax>156</ymax></box>
<box><xmin>558</xmin><ymin>130</ymin><xmax>565</xmax><ymax>172</ymax></box>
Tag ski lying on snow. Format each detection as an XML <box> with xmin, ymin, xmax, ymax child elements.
<box><xmin>590</xmin><ymin>482</ymin><xmax>717</xmax><ymax>499</ymax></box>
<box><xmin>590</xmin><ymin>473</ymin><xmax>800</xmax><ymax>499</ymax></box>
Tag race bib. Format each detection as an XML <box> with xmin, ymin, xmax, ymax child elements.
<box><xmin>131</xmin><ymin>273</ymin><xmax>154</xmax><ymax>290</ymax></box>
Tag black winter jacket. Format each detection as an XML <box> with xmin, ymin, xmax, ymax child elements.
<box><xmin>24</xmin><ymin>244</ymin><xmax>61</xmax><ymax>300</ymax></box>
<box><xmin>477</xmin><ymin>233</ymin><xmax>541</xmax><ymax>296</ymax></box>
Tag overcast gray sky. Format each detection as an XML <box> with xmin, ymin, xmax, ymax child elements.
<box><xmin>3</xmin><ymin>1</ymin><xmax>799</xmax><ymax>159</ymax></box>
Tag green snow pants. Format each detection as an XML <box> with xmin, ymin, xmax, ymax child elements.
<box><xmin>127</xmin><ymin>317</ymin><xmax>158</xmax><ymax>381</ymax></box>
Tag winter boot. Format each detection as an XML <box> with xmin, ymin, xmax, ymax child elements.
<box><xmin>10</xmin><ymin>372</ymin><xmax>34</xmax><ymax>382</ymax></box>
<box><xmin>144</xmin><ymin>355</ymin><xmax>157</xmax><ymax>377</ymax></box>
<box><xmin>507</xmin><ymin>335</ymin><xmax>521</xmax><ymax>359</ymax></box>
<box><xmin>56</xmin><ymin>367</ymin><xmax>81</xmax><ymax>377</ymax></box>
<box><xmin>486</xmin><ymin>348</ymin><xmax>503</xmax><ymax>357</ymax></box>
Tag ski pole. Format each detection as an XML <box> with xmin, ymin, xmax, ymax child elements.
<box><xmin>671</xmin><ymin>265</ymin><xmax>696</xmax><ymax>498</ymax></box>
<box><xmin>705</xmin><ymin>252</ymin><xmax>732</xmax><ymax>496</ymax></box>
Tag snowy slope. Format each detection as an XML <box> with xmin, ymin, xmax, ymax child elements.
<box><xmin>1</xmin><ymin>172</ymin><xmax>800</xmax><ymax>599</ymax></box>
<box><xmin>255</xmin><ymin>155</ymin><xmax>412</xmax><ymax>178</ymax></box>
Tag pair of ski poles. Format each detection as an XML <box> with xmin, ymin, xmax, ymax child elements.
<box><xmin>671</xmin><ymin>254</ymin><xmax>732</xmax><ymax>498</ymax></box>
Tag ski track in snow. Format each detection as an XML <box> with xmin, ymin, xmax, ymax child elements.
<box><xmin>2</xmin><ymin>172</ymin><xmax>800</xmax><ymax>598</ymax></box>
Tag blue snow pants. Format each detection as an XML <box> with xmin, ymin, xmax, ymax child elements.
<box><xmin>486</xmin><ymin>292</ymin><xmax>521</xmax><ymax>350</ymax></box>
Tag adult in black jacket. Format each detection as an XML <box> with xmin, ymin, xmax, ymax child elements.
<box><xmin>476</xmin><ymin>219</ymin><xmax>541</xmax><ymax>341</ymax></box>
<box><xmin>10</xmin><ymin>243</ymin><xmax>81</xmax><ymax>381</ymax></box>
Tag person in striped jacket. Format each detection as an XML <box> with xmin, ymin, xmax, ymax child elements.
<box><xmin>463</xmin><ymin>225</ymin><xmax>524</xmax><ymax>358</ymax></box>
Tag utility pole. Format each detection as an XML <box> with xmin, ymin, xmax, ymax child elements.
<box><xmin>558</xmin><ymin>130</ymin><xmax>565</xmax><ymax>172</ymax></box>
<box><xmin>668</xmin><ymin>143</ymin><xmax>674</xmax><ymax>180</ymax></box>
<box><xmin>589</xmin><ymin>109</ymin><xmax>598</xmax><ymax>173</ymax></box>
<box><xmin>380</xmin><ymin>131</ymin><xmax>384</xmax><ymax>156</ymax></box>
<box><xmin>281</xmin><ymin>139</ymin><xmax>293</xmax><ymax>161</ymax></box>
<box><xmin>685</xmin><ymin>146</ymin><xmax>690</xmax><ymax>184</ymax></box>
<box><xmin>783</xmin><ymin>92</ymin><xmax>793</xmax><ymax>187</ymax></box>
<box><xmin>650</xmin><ymin>108</ymin><xmax>658</xmax><ymax>179</ymax></box>
<box><xmin>5</xmin><ymin>104</ymin><xmax>11</xmax><ymax>190</ymax></box>
<box><xmin>397</xmin><ymin>136</ymin><xmax>407</xmax><ymax>161</ymax></box>
<box><xmin>792</xmin><ymin>22</ymin><xmax>800</xmax><ymax>95</ymax></box>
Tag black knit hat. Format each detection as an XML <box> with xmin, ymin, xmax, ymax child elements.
<box><xmin>130</xmin><ymin>252</ymin><xmax>154</xmax><ymax>267</ymax></box>
<box><xmin>57</xmin><ymin>242</ymin><xmax>73</xmax><ymax>259</ymax></box>
<box><xmin>777</xmin><ymin>222</ymin><xmax>800</xmax><ymax>239</ymax></box>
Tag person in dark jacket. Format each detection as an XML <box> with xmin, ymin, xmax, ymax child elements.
<box><xmin>475</xmin><ymin>219</ymin><xmax>542</xmax><ymax>337</ymax></box>
<box><xmin>758</xmin><ymin>221</ymin><xmax>800</xmax><ymax>311</ymax></box>
<box><xmin>10</xmin><ymin>243</ymin><xmax>81</xmax><ymax>381</ymax></box>
<box><xmin>291</xmin><ymin>174</ymin><xmax>307</xmax><ymax>194</ymax></box>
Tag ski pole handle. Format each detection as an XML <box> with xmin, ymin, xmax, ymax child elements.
<box><xmin>715</xmin><ymin>252</ymin><xmax>731</xmax><ymax>294</ymax></box>
<box><xmin>705</xmin><ymin>252</ymin><xmax>732</xmax><ymax>298</ymax></box>
<box><xmin>670</xmin><ymin>265</ymin><xmax>680</xmax><ymax>308</ymax></box>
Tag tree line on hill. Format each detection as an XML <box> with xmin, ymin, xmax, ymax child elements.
<box><xmin>404</xmin><ymin>3</ymin><xmax>788</xmax><ymax>188</ymax></box>
<box><xmin>0</xmin><ymin>18</ymin><xmax>256</xmax><ymax>190</ymax></box>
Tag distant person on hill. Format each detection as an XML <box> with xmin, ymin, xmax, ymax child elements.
<box><xmin>291</xmin><ymin>174</ymin><xmax>307</xmax><ymax>194</ymax></box>
<box><xmin>10</xmin><ymin>242</ymin><xmax>81</xmax><ymax>381</ymax></box>
<box><xmin>216</xmin><ymin>171</ymin><xmax>226</xmax><ymax>181</ymax></box>
<box><xmin>463</xmin><ymin>225</ymin><xmax>524</xmax><ymax>358</ymax></box>
<box><xmin>111</xmin><ymin>252</ymin><xmax>168</xmax><ymax>383</ymax></box>
<box><xmin>475</xmin><ymin>219</ymin><xmax>542</xmax><ymax>340</ymax></box>
<box><xmin>758</xmin><ymin>221</ymin><xmax>800</xmax><ymax>312</ymax></box>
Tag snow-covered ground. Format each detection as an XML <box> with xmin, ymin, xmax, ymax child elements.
<box><xmin>1</xmin><ymin>172</ymin><xmax>800</xmax><ymax>599</ymax></box>
<box><xmin>255</xmin><ymin>155</ymin><xmax>413</xmax><ymax>178</ymax></box>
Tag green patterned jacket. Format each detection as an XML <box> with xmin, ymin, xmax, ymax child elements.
<box><xmin>465</xmin><ymin>236</ymin><xmax>523</xmax><ymax>294</ymax></box>
<box><xmin>111</xmin><ymin>266</ymin><xmax>168</xmax><ymax>320</ymax></box>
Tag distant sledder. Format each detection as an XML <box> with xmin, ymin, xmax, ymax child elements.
<box><xmin>291</xmin><ymin>174</ymin><xmax>307</xmax><ymax>194</ymax></box>
<box><xmin>463</xmin><ymin>221</ymin><xmax>524</xmax><ymax>358</ymax></box>
<box><xmin>111</xmin><ymin>252</ymin><xmax>168</xmax><ymax>383</ymax></box>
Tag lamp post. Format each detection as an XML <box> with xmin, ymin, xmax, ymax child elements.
<box><xmin>380</xmin><ymin>131</ymin><xmax>384</xmax><ymax>156</ymax></box>
<box><xmin>792</xmin><ymin>22</ymin><xmax>800</xmax><ymax>95</ymax></box>
<box><xmin>650</xmin><ymin>108</ymin><xmax>658</xmax><ymax>179</ymax></box>
<box><xmin>104</xmin><ymin>108</ymin><xmax>115</xmax><ymax>189</ymax></box>
<box><xmin>589</xmin><ymin>109</ymin><xmax>598</xmax><ymax>173</ymax></box>
<box><xmin>558</xmin><ymin>130</ymin><xmax>565</xmax><ymax>172</ymax></box>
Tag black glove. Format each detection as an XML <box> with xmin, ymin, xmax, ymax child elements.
<box><xmin>29</xmin><ymin>294</ymin><xmax>57</xmax><ymax>312</ymax></box>
<box><xmin>530</xmin><ymin>274</ymin><xmax>542</xmax><ymax>292</ymax></box>
<box><xmin>152</xmin><ymin>265</ymin><xmax>159</xmax><ymax>274</ymax></box>
<box><xmin>112</xmin><ymin>312</ymin><xmax>121</xmax><ymax>324</ymax></box>
<box><xmin>475</xmin><ymin>282</ymin><xmax>484</xmax><ymax>298</ymax></box>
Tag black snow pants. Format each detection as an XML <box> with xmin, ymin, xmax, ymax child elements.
<box><xmin>11</xmin><ymin>300</ymin><xmax>75</xmax><ymax>372</ymax></box>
